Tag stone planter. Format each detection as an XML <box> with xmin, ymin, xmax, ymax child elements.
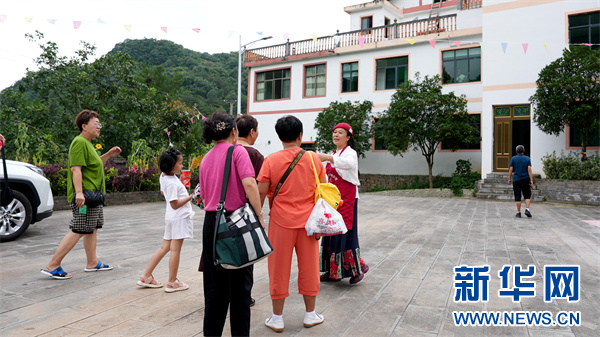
<box><xmin>53</xmin><ymin>191</ymin><xmax>163</xmax><ymax>211</ymax></box>
<box><xmin>535</xmin><ymin>179</ymin><xmax>600</xmax><ymax>206</ymax></box>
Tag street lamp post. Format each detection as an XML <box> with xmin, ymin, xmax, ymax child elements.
<box><xmin>238</xmin><ymin>35</ymin><xmax>272</xmax><ymax>116</ymax></box>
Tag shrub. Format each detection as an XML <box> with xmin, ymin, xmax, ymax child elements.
<box><xmin>450</xmin><ymin>159</ymin><xmax>480</xmax><ymax>196</ymax></box>
<box><xmin>42</xmin><ymin>164</ymin><xmax>68</xmax><ymax>196</ymax></box>
<box><xmin>542</xmin><ymin>150</ymin><xmax>600</xmax><ymax>180</ymax></box>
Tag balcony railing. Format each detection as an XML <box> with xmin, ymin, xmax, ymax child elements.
<box><xmin>460</xmin><ymin>0</ymin><xmax>482</xmax><ymax>10</ymax></box>
<box><xmin>244</xmin><ymin>14</ymin><xmax>457</xmax><ymax>63</ymax></box>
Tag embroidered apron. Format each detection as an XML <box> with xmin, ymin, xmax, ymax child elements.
<box><xmin>325</xmin><ymin>146</ymin><xmax>357</xmax><ymax>230</ymax></box>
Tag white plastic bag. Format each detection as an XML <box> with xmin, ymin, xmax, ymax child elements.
<box><xmin>305</xmin><ymin>198</ymin><xmax>347</xmax><ymax>236</ymax></box>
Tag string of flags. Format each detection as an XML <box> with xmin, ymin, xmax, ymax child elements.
<box><xmin>2</xmin><ymin>13</ymin><xmax>597</xmax><ymax>53</ymax></box>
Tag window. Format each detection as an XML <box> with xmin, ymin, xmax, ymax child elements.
<box><xmin>441</xmin><ymin>114</ymin><xmax>481</xmax><ymax>150</ymax></box>
<box><xmin>376</xmin><ymin>56</ymin><xmax>408</xmax><ymax>90</ymax></box>
<box><xmin>361</xmin><ymin>16</ymin><xmax>373</xmax><ymax>31</ymax></box>
<box><xmin>442</xmin><ymin>47</ymin><xmax>481</xmax><ymax>84</ymax></box>
<box><xmin>342</xmin><ymin>62</ymin><xmax>358</xmax><ymax>93</ymax></box>
<box><xmin>569</xmin><ymin>11</ymin><xmax>600</xmax><ymax>49</ymax></box>
<box><xmin>570</xmin><ymin>125</ymin><xmax>600</xmax><ymax>147</ymax></box>
<box><xmin>256</xmin><ymin>69</ymin><xmax>291</xmax><ymax>101</ymax></box>
<box><xmin>304</xmin><ymin>64</ymin><xmax>326</xmax><ymax>97</ymax></box>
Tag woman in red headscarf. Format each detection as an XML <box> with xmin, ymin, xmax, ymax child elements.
<box><xmin>316</xmin><ymin>122</ymin><xmax>368</xmax><ymax>284</ymax></box>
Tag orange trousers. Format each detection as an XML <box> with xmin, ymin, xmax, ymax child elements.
<box><xmin>268</xmin><ymin>222</ymin><xmax>320</xmax><ymax>300</ymax></box>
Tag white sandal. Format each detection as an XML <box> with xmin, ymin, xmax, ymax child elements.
<box><xmin>136</xmin><ymin>274</ymin><xmax>163</xmax><ymax>288</ymax></box>
<box><xmin>165</xmin><ymin>279</ymin><xmax>189</xmax><ymax>293</ymax></box>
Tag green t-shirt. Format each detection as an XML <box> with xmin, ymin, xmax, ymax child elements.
<box><xmin>67</xmin><ymin>136</ymin><xmax>105</xmax><ymax>203</ymax></box>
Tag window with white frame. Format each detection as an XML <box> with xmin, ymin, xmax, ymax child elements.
<box><xmin>256</xmin><ymin>69</ymin><xmax>291</xmax><ymax>101</ymax></box>
<box><xmin>304</xmin><ymin>64</ymin><xmax>326</xmax><ymax>97</ymax></box>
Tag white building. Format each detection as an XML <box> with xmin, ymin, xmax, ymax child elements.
<box><xmin>244</xmin><ymin>0</ymin><xmax>599</xmax><ymax>178</ymax></box>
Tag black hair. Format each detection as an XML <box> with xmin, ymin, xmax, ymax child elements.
<box><xmin>75</xmin><ymin>109</ymin><xmax>100</xmax><ymax>132</ymax></box>
<box><xmin>275</xmin><ymin>115</ymin><xmax>303</xmax><ymax>142</ymax></box>
<box><xmin>235</xmin><ymin>115</ymin><xmax>258</xmax><ymax>138</ymax></box>
<box><xmin>516</xmin><ymin>145</ymin><xmax>525</xmax><ymax>154</ymax></box>
<box><xmin>346</xmin><ymin>130</ymin><xmax>357</xmax><ymax>151</ymax></box>
<box><xmin>202</xmin><ymin>112</ymin><xmax>236</xmax><ymax>144</ymax></box>
<box><xmin>159</xmin><ymin>148</ymin><xmax>182</xmax><ymax>174</ymax></box>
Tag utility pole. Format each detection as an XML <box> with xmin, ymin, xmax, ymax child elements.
<box><xmin>223</xmin><ymin>100</ymin><xmax>236</xmax><ymax>117</ymax></box>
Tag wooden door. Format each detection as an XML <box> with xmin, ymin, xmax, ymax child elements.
<box><xmin>495</xmin><ymin>119</ymin><xmax>511</xmax><ymax>171</ymax></box>
<box><xmin>493</xmin><ymin>105</ymin><xmax>531</xmax><ymax>171</ymax></box>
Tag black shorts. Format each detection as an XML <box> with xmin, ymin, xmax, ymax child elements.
<box><xmin>69</xmin><ymin>203</ymin><xmax>104</xmax><ymax>234</ymax></box>
<box><xmin>512</xmin><ymin>178</ymin><xmax>531</xmax><ymax>202</ymax></box>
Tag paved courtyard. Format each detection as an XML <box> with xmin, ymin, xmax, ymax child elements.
<box><xmin>1</xmin><ymin>193</ymin><xmax>599</xmax><ymax>336</ymax></box>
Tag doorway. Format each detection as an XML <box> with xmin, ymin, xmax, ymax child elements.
<box><xmin>494</xmin><ymin>105</ymin><xmax>531</xmax><ymax>171</ymax></box>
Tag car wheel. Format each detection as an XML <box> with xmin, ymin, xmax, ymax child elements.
<box><xmin>0</xmin><ymin>190</ymin><xmax>32</xmax><ymax>242</ymax></box>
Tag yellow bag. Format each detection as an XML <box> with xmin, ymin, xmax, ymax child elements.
<box><xmin>309</xmin><ymin>152</ymin><xmax>342</xmax><ymax>210</ymax></box>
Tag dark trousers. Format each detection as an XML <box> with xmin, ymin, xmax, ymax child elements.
<box><xmin>512</xmin><ymin>178</ymin><xmax>531</xmax><ymax>202</ymax></box>
<box><xmin>202</xmin><ymin>211</ymin><xmax>253</xmax><ymax>337</ymax></box>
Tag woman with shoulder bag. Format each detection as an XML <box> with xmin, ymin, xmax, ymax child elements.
<box><xmin>316</xmin><ymin>122</ymin><xmax>369</xmax><ymax>284</ymax></box>
<box><xmin>198</xmin><ymin>112</ymin><xmax>264</xmax><ymax>337</ymax></box>
<box><xmin>41</xmin><ymin>110</ymin><xmax>121</xmax><ymax>279</ymax></box>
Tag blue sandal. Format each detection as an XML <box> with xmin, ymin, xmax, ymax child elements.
<box><xmin>41</xmin><ymin>266</ymin><xmax>72</xmax><ymax>279</ymax></box>
<box><xmin>84</xmin><ymin>261</ymin><xmax>113</xmax><ymax>272</ymax></box>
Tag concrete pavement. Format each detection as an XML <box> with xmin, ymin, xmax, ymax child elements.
<box><xmin>1</xmin><ymin>192</ymin><xmax>599</xmax><ymax>336</ymax></box>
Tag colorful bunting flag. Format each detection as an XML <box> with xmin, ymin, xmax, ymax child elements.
<box><xmin>479</xmin><ymin>41</ymin><xmax>485</xmax><ymax>51</ymax></box>
<box><xmin>522</xmin><ymin>43</ymin><xmax>528</xmax><ymax>54</ymax></box>
<box><xmin>161</xmin><ymin>26</ymin><xmax>167</xmax><ymax>33</ymax></box>
<box><xmin>228</xmin><ymin>30</ymin><xmax>235</xmax><ymax>38</ymax></box>
<box><xmin>257</xmin><ymin>31</ymin><xmax>263</xmax><ymax>36</ymax></box>
<box><xmin>124</xmin><ymin>24</ymin><xmax>132</xmax><ymax>32</ymax></box>
<box><xmin>544</xmin><ymin>43</ymin><xmax>549</xmax><ymax>53</ymax></box>
<box><xmin>73</xmin><ymin>21</ymin><xmax>81</xmax><ymax>29</ymax></box>
<box><xmin>25</xmin><ymin>17</ymin><xmax>33</xmax><ymax>23</ymax></box>
<box><xmin>192</xmin><ymin>28</ymin><xmax>200</xmax><ymax>33</ymax></box>
<box><xmin>565</xmin><ymin>43</ymin><xmax>570</xmax><ymax>51</ymax></box>
<box><xmin>190</xmin><ymin>117</ymin><xmax>194</xmax><ymax>123</ymax></box>
<box><xmin>283</xmin><ymin>33</ymin><xmax>290</xmax><ymax>41</ymax></box>
<box><xmin>201</xmin><ymin>115</ymin><xmax>207</xmax><ymax>122</ymax></box>
<box><xmin>407</xmin><ymin>38</ymin><xmax>416</xmax><ymax>45</ymax></box>
<box><xmin>334</xmin><ymin>35</ymin><xmax>341</xmax><ymax>45</ymax></box>
<box><xmin>501</xmin><ymin>42</ymin><xmax>508</xmax><ymax>54</ymax></box>
<box><xmin>97</xmin><ymin>18</ymin><xmax>106</xmax><ymax>24</ymax></box>
<box><xmin>310</xmin><ymin>34</ymin><xmax>318</xmax><ymax>42</ymax></box>
<box><xmin>582</xmin><ymin>43</ymin><xmax>593</xmax><ymax>46</ymax></box>
<box><xmin>164</xmin><ymin>128</ymin><xmax>169</xmax><ymax>133</ymax></box>
<box><xmin>47</xmin><ymin>19</ymin><xmax>57</xmax><ymax>24</ymax></box>
<box><xmin>382</xmin><ymin>37</ymin><xmax>391</xmax><ymax>45</ymax></box>
<box><xmin>357</xmin><ymin>36</ymin><xmax>365</xmax><ymax>48</ymax></box>
<box><xmin>453</xmin><ymin>41</ymin><xmax>460</xmax><ymax>47</ymax></box>
<box><xmin>167</xmin><ymin>131</ymin><xmax>171</xmax><ymax>136</ymax></box>
<box><xmin>429</xmin><ymin>40</ymin><xmax>436</xmax><ymax>48</ymax></box>
<box><xmin>0</xmin><ymin>15</ymin><xmax>6</xmax><ymax>23</ymax></box>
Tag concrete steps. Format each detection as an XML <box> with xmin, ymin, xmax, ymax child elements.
<box><xmin>476</xmin><ymin>173</ymin><xmax>544</xmax><ymax>202</ymax></box>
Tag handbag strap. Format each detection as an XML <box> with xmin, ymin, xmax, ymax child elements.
<box><xmin>308</xmin><ymin>151</ymin><xmax>320</xmax><ymax>186</ymax></box>
<box><xmin>272</xmin><ymin>149</ymin><xmax>305</xmax><ymax>201</ymax></box>
<box><xmin>217</xmin><ymin>144</ymin><xmax>236</xmax><ymax>212</ymax></box>
<box><xmin>214</xmin><ymin>144</ymin><xmax>236</xmax><ymax>267</ymax></box>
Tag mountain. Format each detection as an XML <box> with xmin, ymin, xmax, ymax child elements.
<box><xmin>108</xmin><ymin>38</ymin><xmax>246</xmax><ymax>114</ymax></box>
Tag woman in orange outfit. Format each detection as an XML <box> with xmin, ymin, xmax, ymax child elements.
<box><xmin>258</xmin><ymin>115</ymin><xmax>326</xmax><ymax>333</ymax></box>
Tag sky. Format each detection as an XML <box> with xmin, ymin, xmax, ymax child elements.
<box><xmin>0</xmin><ymin>0</ymin><xmax>361</xmax><ymax>91</ymax></box>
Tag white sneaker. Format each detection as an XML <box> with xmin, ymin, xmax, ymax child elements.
<box><xmin>303</xmin><ymin>312</ymin><xmax>324</xmax><ymax>328</ymax></box>
<box><xmin>265</xmin><ymin>317</ymin><xmax>284</xmax><ymax>333</ymax></box>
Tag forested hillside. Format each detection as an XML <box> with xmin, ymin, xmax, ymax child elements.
<box><xmin>109</xmin><ymin>38</ymin><xmax>245</xmax><ymax>114</ymax></box>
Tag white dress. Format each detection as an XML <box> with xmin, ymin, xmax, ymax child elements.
<box><xmin>160</xmin><ymin>174</ymin><xmax>194</xmax><ymax>240</ymax></box>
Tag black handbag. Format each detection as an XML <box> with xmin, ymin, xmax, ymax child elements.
<box><xmin>1</xmin><ymin>146</ymin><xmax>14</xmax><ymax>207</ymax></box>
<box><xmin>73</xmin><ymin>190</ymin><xmax>105</xmax><ymax>207</ymax></box>
<box><xmin>212</xmin><ymin>145</ymin><xmax>273</xmax><ymax>269</ymax></box>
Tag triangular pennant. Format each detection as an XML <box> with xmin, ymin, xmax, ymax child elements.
<box><xmin>0</xmin><ymin>15</ymin><xmax>6</xmax><ymax>23</ymax></box>
<box><xmin>501</xmin><ymin>42</ymin><xmax>508</xmax><ymax>54</ymax></box>
<box><xmin>522</xmin><ymin>43</ymin><xmax>528</xmax><ymax>54</ymax></box>
<box><xmin>192</xmin><ymin>28</ymin><xmax>201</xmax><ymax>33</ymax></box>
<box><xmin>453</xmin><ymin>41</ymin><xmax>460</xmax><ymax>47</ymax></box>
<box><xmin>24</xmin><ymin>17</ymin><xmax>33</xmax><ymax>23</ymax></box>
<box><xmin>164</xmin><ymin>128</ymin><xmax>169</xmax><ymax>133</ymax></box>
<box><xmin>257</xmin><ymin>31</ymin><xmax>263</xmax><ymax>36</ymax></box>
<box><xmin>407</xmin><ymin>38</ymin><xmax>416</xmax><ymax>45</ymax></box>
<box><xmin>47</xmin><ymin>19</ymin><xmax>57</xmax><ymax>24</ymax></box>
<box><xmin>167</xmin><ymin>131</ymin><xmax>171</xmax><ymax>136</ymax></box>
<box><xmin>283</xmin><ymin>33</ymin><xmax>290</xmax><ymax>41</ymax></box>
<box><xmin>565</xmin><ymin>44</ymin><xmax>570</xmax><ymax>51</ymax></box>
<box><xmin>334</xmin><ymin>35</ymin><xmax>341</xmax><ymax>45</ymax></box>
<box><xmin>479</xmin><ymin>41</ymin><xmax>485</xmax><ymax>51</ymax></box>
<box><xmin>73</xmin><ymin>21</ymin><xmax>81</xmax><ymax>29</ymax></box>
<box><xmin>382</xmin><ymin>37</ymin><xmax>391</xmax><ymax>44</ymax></box>
<box><xmin>358</xmin><ymin>36</ymin><xmax>366</xmax><ymax>48</ymax></box>
<box><xmin>310</xmin><ymin>34</ymin><xmax>318</xmax><ymax>42</ymax></box>
<box><xmin>429</xmin><ymin>40</ymin><xmax>436</xmax><ymax>48</ymax></box>
<box><xmin>124</xmin><ymin>24</ymin><xmax>132</xmax><ymax>32</ymax></box>
<box><xmin>161</xmin><ymin>26</ymin><xmax>167</xmax><ymax>33</ymax></box>
<box><xmin>582</xmin><ymin>43</ymin><xmax>593</xmax><ymax>47</ymax></box>
<box><xmin>543</xmin><ymin>43</ymin><xmax>549</xmax><ymax>53</ymax></box>
<box><xmin>97</xmin><ymin>18</ymin><xmax>106</xmax><ymax>24</ymax></box>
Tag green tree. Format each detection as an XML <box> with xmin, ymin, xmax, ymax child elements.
<box><xmin>314</xmin><ymin>100</ymin><xmax>373</xmax><ymax>157</ymax></box>
<box><xmin>530</xmin><ymin>46</ymin><xmax>600</xmax><ymax>158</ymax></box>
<box><xmin>380</xmin><ymin>73</ymin><xmax>479</xmax><ymax>188</ymax></box>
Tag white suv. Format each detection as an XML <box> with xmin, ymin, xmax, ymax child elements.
<box><xmin>1</xmin><ymin>160</ymin><xmax>54</xmax><ymax>242</ymax></box>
